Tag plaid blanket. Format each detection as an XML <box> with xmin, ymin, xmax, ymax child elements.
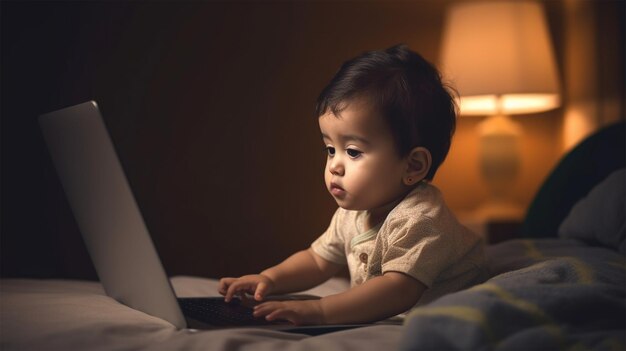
<box><xmin>400</xmin><ymin>239</ymin><xmax>626</xmax><ymax>350</ymax></box>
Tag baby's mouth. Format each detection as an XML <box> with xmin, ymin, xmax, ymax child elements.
<box><xmin>330</xmin><ymin>182</ymin><xmax>346</xmax><ymax>196</ymax></box>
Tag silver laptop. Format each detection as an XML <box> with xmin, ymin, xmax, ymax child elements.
<box><xmin>38</xmin><ymin>101</ymin><xmax>396</xmax><ymax>334</ymax></box>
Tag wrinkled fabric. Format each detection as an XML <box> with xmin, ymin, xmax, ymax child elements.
<box><xmin>400</xmin><ymin>239</ymin><xmax>626</xmax><ymax>351</ymax></box>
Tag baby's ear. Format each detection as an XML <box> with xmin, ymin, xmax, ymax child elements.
<box><xmin>403</xmin><ymin>147</ymin><xmax>432</xmax><ymax>186</ymax></box>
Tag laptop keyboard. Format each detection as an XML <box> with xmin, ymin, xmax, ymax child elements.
<box><xmin>178</xmin><ymin>297</ymin><xmax>287</xmax><ymax>326</ymax></box>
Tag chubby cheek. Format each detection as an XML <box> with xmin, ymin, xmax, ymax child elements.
<box><xmin>335</xmin><ymin>163</ymin><xmax>371</xmax><ymax>203</ymax></box>
<box><xmin>354</xmin><ymin>162</ymin><xmax>403</xmax><ymax>199</ymax></box>
<box><xmin>323</xmin><ymin>162</ymin><xmax>331</xmax><ymax>187</ymax></box>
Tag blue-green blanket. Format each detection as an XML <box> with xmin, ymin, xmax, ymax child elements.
<box><xmin>400</xmin><ymin>239</ymin><xmax>625</xmax><ymax>350</ymax></box>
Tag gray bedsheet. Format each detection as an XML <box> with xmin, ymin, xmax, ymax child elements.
<box><xmin>2</xmin><ymin>239</ymin><xmax>624</xmax><ymax>350</ymax></box>
<box><xmin>0</xmin><ymin>277</ymin><xmax>404</xmax><ymax>351</ymax></box>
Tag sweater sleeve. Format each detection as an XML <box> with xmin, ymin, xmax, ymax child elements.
<box><xmin>380</xmin><ymin>215</ymin><xmax>458</xmax><ymax>287</ymax></box>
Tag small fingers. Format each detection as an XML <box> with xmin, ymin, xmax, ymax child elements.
<box><xmin>253</xmin><ymin>302</ymin><xmax>276</xmax><ymax>318</ymax></box>
<box><xmin>253</xmin><ymin>302</ymin><xmax>296</xmax><ymax>324</ymax></box>
<box><xmin>254</xmin><ymin>281</ymin><xmax>269</xmax><ymax>301</ymax></box>
<box><xmin>219</xmin><ymin>275</ymin><xmax>271</xmax><ymax>303</ymax></box>
<box><xmin>218</xmin><ymin>277</ymin><xmax>236</xmax><ymax>296</ymax></box>
<box><xmin>225</xmin><ymin>280</ymin><xmax>260</xmax><ymax>302</ymax></box>
<box><xmin>225</xmin><ymin>281</ymin><xmax>248</xmax><ymax>302</ymax></box>
<box><xmin>267</xmin><ymin>309</ymin><xmax>299</xmax><ymax>325</ymax></box>
<box><xmin>265</xmin><ymin>308</ymin><xmax>288</xmax><ymax>322</ymax></box>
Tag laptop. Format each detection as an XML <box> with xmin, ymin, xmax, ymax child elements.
<box><xmin>38</xmin><ymin>101</ymin><xmax>400</xmax><ymax>335</ymax></box>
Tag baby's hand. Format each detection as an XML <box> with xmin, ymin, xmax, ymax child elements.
<box><xmin>253</xmin><ymin>299</ymin><xmax>325</xmax><ymax>326</ymax></box>
<box><xmin>218</xmin><ymin>274</ymin><xmax>275</xmax><ymax>302</ymax></box>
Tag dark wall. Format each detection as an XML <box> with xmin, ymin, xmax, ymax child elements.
<box><xmin>1</xmin><ymin>1</ymin><xmax>445</xmax><ymax>280</ymax></box>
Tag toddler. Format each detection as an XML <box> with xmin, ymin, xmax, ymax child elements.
<box><xmin>219</xmin><ymin>44</ymin><xmax>486</xmax><ymax>325</ymax></box>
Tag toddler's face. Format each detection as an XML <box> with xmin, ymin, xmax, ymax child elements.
<box><xmin>319</xmin><ymin>99</ymin><xmax>409</xmax><ymax>212</ymax></box>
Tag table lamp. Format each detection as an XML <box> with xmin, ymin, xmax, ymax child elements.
<box><xmin>440</xmin><ymin>0</ymin><xmax>561</xmax><ymax>221</ymax></box>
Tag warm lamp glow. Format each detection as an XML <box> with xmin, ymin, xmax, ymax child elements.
<box><xmin>440</xmin><ymin>0</ymin><xmax>562</xmax><ymax>222</ymax></box>
<box><xmin>460</xmin><ymin>94</ymin><xmax>561</xmax><ymax>116</ymax></box>
<box><xmin>563</xmin><ymin>106</ymin><xmax>596</xmax><ymax>150</ymax></box>
<box><xmin>441</xmin><ymin>1</ymin><xmax>561</xmax><ymax>116</ymax></box>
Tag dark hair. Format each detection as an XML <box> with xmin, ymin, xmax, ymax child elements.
<box><xmin>315</xmin><ymin>44</ymin><xmax>458</xmax><ymax>180</ymax></box>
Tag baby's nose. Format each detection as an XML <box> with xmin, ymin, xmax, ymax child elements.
<box><xmin>329</xmin><ymin>159</ymin><xmax>344</xmax><ymax>176</ymax></box>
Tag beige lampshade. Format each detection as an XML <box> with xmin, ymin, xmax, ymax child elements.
<box><xmin>440</xmin><ymin>1</ymin><xmax>561</xmax><ymax>115</ymax></box>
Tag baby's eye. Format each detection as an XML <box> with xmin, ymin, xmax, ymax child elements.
<box><xmin>325</xmin><ymin>146</ymin><xmax>336</xmax><ymax>157</ymax></box>
<box><xmin>346</xmin><ymin>148</ymin><xmax>362</xmax><ymax>159</ymax></box>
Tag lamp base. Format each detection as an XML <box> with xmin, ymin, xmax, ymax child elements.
<box><xmin>458</xmin><ymin>200</ymin><xmax>524</xmax><ymax>241</ymax></box>
<box><xmin>470</xmin><ymin>199</ymin><xmax>525</xmax><ymax>222</ymax></box>
<box><xmin>475</xmin><ymin>114</ymin><xmax>524</xmax><ymax>221</ymax></box>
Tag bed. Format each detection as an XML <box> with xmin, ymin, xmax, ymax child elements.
<box><xmin>2</xmin><ymin>123</ymin><xmax>624</xmax><ymax>350</ymax></box>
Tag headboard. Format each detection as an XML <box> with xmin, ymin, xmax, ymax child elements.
<box><xmin>520</xmin><ymin>121</ymin><xmax>626</xmax><ymax>238</ymax></box>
